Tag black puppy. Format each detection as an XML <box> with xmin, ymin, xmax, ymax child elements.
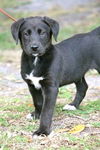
<box><xmin>11</xmin><ymin>16</ymin><xmax>100</xmax><ymax>136</ymax></box>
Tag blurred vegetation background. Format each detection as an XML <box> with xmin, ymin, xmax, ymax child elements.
<box><xmin>0</xmin><ymin>0</ymin><xmax>100</xmax><ymax>50</ymax></box>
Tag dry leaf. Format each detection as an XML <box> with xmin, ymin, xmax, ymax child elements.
<box><xmin>27</xmin><ymin>137</ymin><xmax>33</xmax><ymax>143</ymax></box>
<box><xmin>68</xmin><ymin>124</ymin><xmax>85</xmax><ymax>134</ymax></box>
<box><xmin>27</xmin><ymin>104</ymin><xmax>33</xmax><ymax>107</ymax></box>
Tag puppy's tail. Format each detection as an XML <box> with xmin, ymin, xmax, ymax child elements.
<box><xmin>90</xmin><ymin>26</ymin><xmax>100</xmax><ymax>35</ymax></box>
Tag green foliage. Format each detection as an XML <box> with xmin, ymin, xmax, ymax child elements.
<box><xmin>92</xmin><ymin>122</ymin><xmax>100</xmax><ymax>128</ymax></box>
<box><xmin>0</xmin><ymin>31</ymin><xmax>16</xmax><ymax>50</ymax></box>
<box><xmin>0</xmin><ymin>0</ymin><xmax>30</xmax><ymax>8</ymax></box>
<box><xmin>58</xmin><ymin>87</ymin><xmax>72</xmax><ymax>99</ymax></box>
<box><xmin>0</xmin><ymin>118</ymin><xmax>9</xmax><ymax>127</ymax></box>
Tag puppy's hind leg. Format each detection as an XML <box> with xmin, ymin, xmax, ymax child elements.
<box><xmin>63</xmin><ymin>77</ymin><xmax>88</xmax><ymax>110</ymax></box>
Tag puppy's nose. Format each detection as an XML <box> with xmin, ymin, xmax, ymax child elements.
<box><xmin>31</xmin><ymin>45</ymin><xmax>38</xmax><ymax>51</ymax></box>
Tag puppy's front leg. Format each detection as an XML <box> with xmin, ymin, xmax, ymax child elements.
<box><xmin>33</xmin><ymin>86</ymin><xmax>58</xmax><ymax>136</ymax></box>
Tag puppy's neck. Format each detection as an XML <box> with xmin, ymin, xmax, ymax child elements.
<box><xmin>41</xmin><ymin>44</ymin><xmax>54</xmax><ymax>58</ymax></box>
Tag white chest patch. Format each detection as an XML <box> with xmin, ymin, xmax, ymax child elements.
<box><xmin>33</xmin><ymin>56</ymin><xmax>38</xmax><ymax>66</ymax></box>
<box><xmin>25</xmin><ymin>71</ymin><xmax>44</xmax><ymax>89</ymax></box>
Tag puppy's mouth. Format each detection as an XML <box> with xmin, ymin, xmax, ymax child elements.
<box><xmin>32</xmin><ymin>52</ymin><xmax>46</xmax><ymax>57</ymax></box>
<box><xmin>32</xmin><ymin>53</ymin><xmax>38</xmax><ymax>57</ymax></box>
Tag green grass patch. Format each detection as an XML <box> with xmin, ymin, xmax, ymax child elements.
<box><xmin>0</xmin><ymin>95</ymin><xmax>100</xmax><ymax>149</ymax></box>
<box><xmin>0</xmin><ymin>0</ymin><xmax>31</xmax><ymax>8</ymax></box>
<box><xmin>14</xmin><ymin>135</ymin><xmax>28</xmax><ymax>143</ymax></box>
<box><xmin>58</xmin><ymin>87</ymin><xmax>73</xmax><ymax>99</ymax></box>
<box><xmin>92</xmin><ymin>122</ymin><xmax>100</xmax><ymax>128</ymax></box>
<box><xmin>24</xmin><ymin>124</ymin><xmax>37</xmax><ymax>132</ymax></box>
<box><xmin>59</xmin><ymin>134</ymin><xmax>100</xmax><ymax>150</ymax></box>
<box><xmin>0</xmin><ymin>98</ymin><xmax>33</xmax><ymax>112</ymax></box>
<box><xmin>7</xmin><ymin>113</ymin><xmax>22</xmax><ymax>120</ymax></box>
<box><xmin>0</xmin><ymin>118</ymin><xmax>9</xmax><ymax>127</ymax></box>
<box><xmin>0</xmin><ymin>31</ymin><xmax>16</xmax><ymax>50</ymax></box>
<box><xmin>0</xmin><ymin>133</ymin><xmax>28</xmax><ymax>150</ymax></box>
<box><xmin>56</xmin><ymin>99</ymin><xmax>100</xmax><ymax>117</ymax></box>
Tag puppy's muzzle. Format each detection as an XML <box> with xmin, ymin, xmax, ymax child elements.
<box><xmin>31</xmin><ymin>45</ymin><xmax>39</xmax><ymax>52</ymax></box>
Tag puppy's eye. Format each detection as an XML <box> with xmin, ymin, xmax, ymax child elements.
<box><xmin>38</xmin><ymin>29</ymin><xmax>42</xmax><ymax>34</ymax></box>
<box><xmin>24</xmin><ymin>32</ymin><xmax>29</xmax><ymax>36</ymax></box>
<box><xmin>38</xmin><ymin>29</ymin><xmax>46</xmax><ymax>35</ymax></box>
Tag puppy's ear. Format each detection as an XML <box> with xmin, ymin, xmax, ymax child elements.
<box><xmin>11</xmin><ymin>18</ymin><xmax>25</xmax><ymax>44</ymax></box>
<box><xmin>43</xmin><ymin>16</ymin><xmax>59</xmax><ymax>41</ymax></box>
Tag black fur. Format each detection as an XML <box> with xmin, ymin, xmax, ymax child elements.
<box><xmin>11</xmin><ymin>16</ymin><xmax>100</xmax><ymax>136</ymax></box>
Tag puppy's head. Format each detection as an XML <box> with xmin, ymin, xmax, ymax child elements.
<box><xmin>11</xmin><ymin>16</ymin><xmax>59</xmax><ymax>56</ymax></box>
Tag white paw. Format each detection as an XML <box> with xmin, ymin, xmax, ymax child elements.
<box><xmin>48</xmin><ymin>131</ymin><xmax>55</xmax><ymax>138</ymax></box>
<box><xmin>26</xmin><ymin>113</ymin><xmax>33</xmax><ymax>120</ymax></box>
<box><xmin>32</xmin><ymin>134</ymin><xmax>39</xmax><ymax>139</ymax></box>
<box><xmin>63</xmin><ymin>104</ymin><xmax>76</xmax><ymax>110</ymax></box>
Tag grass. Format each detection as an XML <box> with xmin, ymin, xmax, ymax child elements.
<box><xmin>0</xmin><ymin>95</ymin><xmax>100</xmax><ymax>149</ymax></box>
<box><xmin>92</xmin><ymin>122</ymin><xmax>100</xmax><ymax>128</ymax></box>
<box><xmin>58</xmin><ymin>87</ymin><xmax>73</xmax><ymax>99</ymax></box>
<box><xmin>0</xmin><ymin>0</ymin><xmax>31</xmax><ymax>8</ymax></box>
<box><xmin>55</xmin><ymin>99</ymin><xmax>100</xmax><ymax>117</ymax></box>
<box><xmin>60</xmin><ymin>134</ymin><xmax>100</xmax><ymax>150</ymax></box>
<box><xmin>64</xmin><ymin>100</ymin><xmax>100</xmax><ymax>116</ymax></box>
<box><xmin>0</xmin><ymin>118</ymin><xmax>9</xmax><ymax>127</ymax></box>
<box><xmin>57</xmin><ymin>87</ymin><xmax>100</xmax><ymax>116</ymax></box>
<box><xmin>0</xmin><ymin>31</ymin><xmax>16</xmax><ymax>50</ymax></box>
